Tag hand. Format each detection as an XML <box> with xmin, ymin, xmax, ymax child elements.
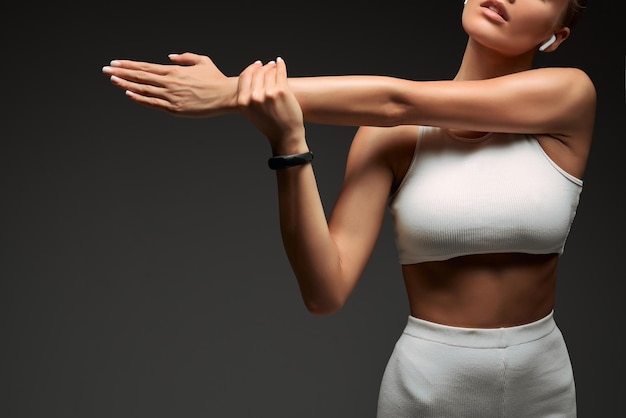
<box><xmin>102</xmin><ymin>52</ymin><xmax>238</xmax><ymax>118</ymax></box>
<box><xmin>237</xmin><ymin>58</ymin><xmax>306</xmax><ymax>154</ymax></box>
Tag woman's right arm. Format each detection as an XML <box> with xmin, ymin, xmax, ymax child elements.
<box><xmin>237</xmin><ymin>58</ymin><xmax>396</xmax><ymax>315</ymax></box>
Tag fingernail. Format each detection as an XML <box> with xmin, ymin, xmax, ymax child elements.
<box><xmin>102</xmin><ymin>66</ymin><xmax>112</xmax><ymax>74</ymax></box>
<box><xmin>110</xmin><ymin>60</ymin><xmax>121</xmax><ymax>67</ymax></box>
<box><xmin>110</xmin><ymin>75</ymin><xmax>121</xmax><ymax>83</ymax></box>
<box><xmin>276</xmin><ymin>56</ymin><xmax>283</xmax><ymax>62</ymax></box>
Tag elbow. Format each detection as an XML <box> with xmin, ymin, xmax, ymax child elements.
<box><xmin>295</xmin><ymin>269</ymin><xmax>353</xmax><ymax>316</ymax></box>
<box><xmin>303</xmin><ymin>294</ymin><xmax>346</xmax><ymax>317</ymax></box>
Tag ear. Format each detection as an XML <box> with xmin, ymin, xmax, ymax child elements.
<box><xmin>540</xmin><ymin>27</ymin><xmax>571</xmax><ymax>53</ymax></box>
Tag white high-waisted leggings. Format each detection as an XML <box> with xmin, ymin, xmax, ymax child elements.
<box><xmin>377</xmin><ymin>311</ymin><xmax>576</xmax><ymax>417</ymax></box>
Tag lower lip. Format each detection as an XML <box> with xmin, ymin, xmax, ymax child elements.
<box><xmin>481</xmin><ymin>6</ymin><xmax>507</xmax><ymax>23</ymax></box>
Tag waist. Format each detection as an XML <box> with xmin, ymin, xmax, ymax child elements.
<box><xmin>402</xmin><ymin>252</ymin><xmax>558</xmax><ymax>328</ymax></box>
<box><xmin>402</xmin><ymin>310</ymin><xmax>557</xmax><ymax>348</ymax></box>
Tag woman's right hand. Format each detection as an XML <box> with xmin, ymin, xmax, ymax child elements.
<box><xmin>237</xmin><ymin>58</ymin><xmax>307</xmax><ymax>155</ymax></box>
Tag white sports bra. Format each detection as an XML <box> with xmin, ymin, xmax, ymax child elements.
<box><xmin>388</xmin><ymin>126</ymin><xmax>583</xmax><ymax>264</ymax></box>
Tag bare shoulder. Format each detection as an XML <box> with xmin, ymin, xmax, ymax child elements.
<box><xmin>494</xmin><ymin>67</ymin><xmax>596</xmax><ymax>108</ymax></box>
<box><xmin>509</xmin><ymin>67</ymin><xmax>596</xmax><ymax>142</ymax></box>
<box><xmin>347</xmin><ymin>125</ymin><xmax>420</xmax><ymax>191</ymax></box>
<box><xmin>529</xmin><ymin>68</ymin><xmax>596</xmax><ymax>179</ymax></box>
<box><xmin>532</xmin><ymin>67</ymin><xmax>596</xmax><ymax>98</ymax></box>
<box><xmin>349</xmin><ymin>125</ymin><xmax>418</xmax><ymax>161</ymax></box>
<box><xmin>539</xmin><ymin>67</ymin><xmax>596</xmax><ymax>137</ymax></box>
<box><xmin>530</xmin><ymin>66</ymin><xmax>593</xmax><ymax>80</ymax></box>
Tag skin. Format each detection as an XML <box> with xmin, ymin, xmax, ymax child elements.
<box><xmin>102</xmin><ymin>0</ymin><xmax>596</xmax><ymax>327</ymax></box>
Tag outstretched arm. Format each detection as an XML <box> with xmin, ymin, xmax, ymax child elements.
<box><xmin>102</xmin><ymin>53</ymin><xmax>402</xmax><ymax>125</ymax></box>
<box><xmin>103</xmin><ymin>52</ymin><xmax>595</xmax><ymax>140</ymax></box>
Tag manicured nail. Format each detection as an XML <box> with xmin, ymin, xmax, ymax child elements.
<box><xmin>110</xmin><ymin>75</ymin><xmax>121</xmax><ymax>83</ymax></box>
<box><xmin>110</xmin><ymin>60</ymin><xmax>121</xmax><ymax>67</ymax></box>
<box><xmin>276</xmin><ymin>56</ymin><xmax>283</xmax><ymax>62</ymax></box>
<box><xmin>102</xmin><ymin>66</ymin><xmax>112</xmax><ymax>74</ymax></box>
<box><xmin>125</xmin><ymin>90</ymin><xmax>135</xmax><ymax>97</ymax></box>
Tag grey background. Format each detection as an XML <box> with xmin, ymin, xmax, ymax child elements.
<box><xmin>2</xmin><ymin>2</ymin><xmax>623</xmax><ymax>417</ymax></box>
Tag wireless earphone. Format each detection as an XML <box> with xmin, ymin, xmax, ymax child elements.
<box><xmin>539</xmin><ymin>34</ymin><xmax>557</xmax><ymax>52</ymax></box>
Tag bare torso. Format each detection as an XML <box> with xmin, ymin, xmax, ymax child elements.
<box><xmin>402</xmin><ymin>252</ymin><xmax>558</xmax><ymax>328</ymax></box>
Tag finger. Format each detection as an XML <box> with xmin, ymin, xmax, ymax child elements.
<box><xmin>107</xmin><ymin>59</ymin><xmax>172</xmax><ymax>76</ymax></box>
<box><xmin>168</xmin><ymin>52</ymin><xmax>203</xmax><ymax>66</ymax></box>
<box><xmin>264</xmin><ymin>61</ymin><xmax>278</xmax><ymax>98</ymax></box>
<box><xmin>237</xmin><ymin>60</ymin><xmax>262</xmax><ymax>107</ymax></box>
<box><xmin>250</xmin><ymin>61</ymin><xmax>273</xmax><ymax>104</ymax></box>
<box><xmin>109</xmin><ymin>75</ymin><xmax>169</xmax><ymax>101</ymax></box>
<box><xmin>239</xmin><ymin>60</ymin><xmax>263</xmax><ymax>80</ymax></box>
<box><xmin>276</xmin><ymin>57</ymin><xmax>288</xmax><ymax>87</ymax></box>
<box><xmin>124</xmin><ymin>90</ymin><xmax>177</xmax><ymax>113</ymax></box>
<box><xmin>102</xmin><ymin>66</ymin><xmax>170</xmax><ymax>90</ymax></box>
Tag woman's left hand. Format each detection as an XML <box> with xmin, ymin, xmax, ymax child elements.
<box><xmin>102</xmin><ymin>52</ymin><xmax>238</xmax><ymax>118</ymax></box>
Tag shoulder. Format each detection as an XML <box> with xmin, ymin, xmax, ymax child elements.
<box><xmin>500</xmin><ymin>67</ymin><xmax>596</xmax><ymax>139</ymax></box>
<box><xmin>347</xmin><ymin>125</ymin><xmax>420</xmax><ymax>190</ymax></box>
<box><xmin>349</xmin><ymin>125</ymin><xmax>419</xmax><ymax>162</ymax></box>
<box><xmin>538</xmin><ymin>68</ymin><xmax>596</xmax><ymax>136</ymax></box>
<box><xmin>529</xmin><ymin>66</ymin><xmax>592</xmax><ymax>80</ymax></box>
<box><xmin>510</xmin><ymin>67</ymin><xmax>596</xmax><ymax>103</ymax></box>
<box><xmin>484</xmin><ymin>67</ymin><xmax>595</xmax><ymax>99</ymax></box>
<box><xmin>506</xmin><ymin>66</ymin><xmax>592</xmax><ymax>83</ymax></box>
<box><xmin>537</xmin><ymin>67</ymin><xmax>595</xmax><ymax>96</ymax></box>
<box><xmin>524</xmin><ymin>69</ymin><xmax>595</xmax><ymax>179</ymax></box>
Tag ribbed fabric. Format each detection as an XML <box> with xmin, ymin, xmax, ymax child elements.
<box><xmin>376</xmin><ymin>311</ymin><xmax>576</xmax><ymax>417</ymax></box>
<box><xmin>388</xmin><ymin>127</ymin><xmax>583</xmax><ymax>264</ymax></box>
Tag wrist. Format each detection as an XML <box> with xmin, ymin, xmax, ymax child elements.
<box><xmin>224</xmin><ymin>77</ymin><xmax>240</xmax><ymax>112</ymax></box>
<box><xmin>270</xmin><ymin>136</ymin><xmax>308</xmax><ymax>157</ymax></box>
<box><xmin>268</xmin><ymin>151</ymin><xmax>314</xmax><ymax>170</ymax></box>
<box><xmin>269</xmin><ymin>135</ymin><xmax>310</xmax><ymax>170</ymax></box>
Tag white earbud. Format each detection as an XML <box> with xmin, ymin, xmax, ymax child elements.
<box><xmin>539</xmin><ymin>34</ymin><xmax>556</xmax><ymax>52</ymax></box>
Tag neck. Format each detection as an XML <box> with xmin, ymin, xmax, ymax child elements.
<box><xmin>454</xmin><ymin>37</ymin><xmax>536</xmax><ymax>81</ymax></box>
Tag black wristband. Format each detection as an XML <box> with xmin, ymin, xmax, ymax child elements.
<box><xmin>268</xmin><ymin>151</ymin><xmax>314</xmax><ymax>170</ymax></box>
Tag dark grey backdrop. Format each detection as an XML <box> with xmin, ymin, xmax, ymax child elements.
<box><xmin>2</xmin><ymin>2</ymin><xmax>623</xmax><ymax>417</ymax></box>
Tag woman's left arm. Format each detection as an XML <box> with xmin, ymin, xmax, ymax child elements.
<box><xmin>290</xmin><ymin>67</ymin><xmax>596</xmax><ymax>139</ymax></box>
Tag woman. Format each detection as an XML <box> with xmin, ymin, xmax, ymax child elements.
<box><xmin>102</xmin><ymin>0</ymin><xmax>595</xmax><ymax>416</ymax></box>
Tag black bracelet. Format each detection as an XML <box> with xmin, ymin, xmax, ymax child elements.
<box><xmin>268</xmin><ymin>151</ymin><xmax>314</xmax><ymax>170</ymax></box>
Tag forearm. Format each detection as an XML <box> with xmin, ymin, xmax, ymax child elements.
<box><xmin>288</xmin><ymin>76</ymin><xmax>409</xmax><ymax>127</ymax></box>
<box><xmin>274</xmin><ymin>159</ymin><xmax>351</xmax><ymax>315</ymax></box>
<box><xmin>225</xmin><ymin>74</ymin><xmax>408</xmax><ymax>125</ymax></box>
<box><xmin>231</xmin><ymin>75</ymin><xmax>407</xmax><ymax>125</ymax></box>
